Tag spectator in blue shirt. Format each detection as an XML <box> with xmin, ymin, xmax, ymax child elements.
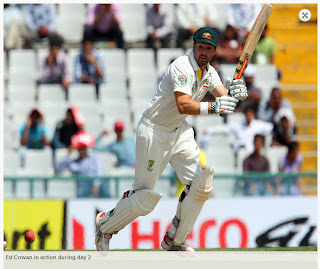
<box><xmin>74</xmin><ymin>37</ymin><xmax>104</xmax><ymax>99</ymax></box>
<box><xmin>55</xmin><ymin>131</ymin><xmax>111</xmax><ymax>198</ymax></box>
<box><xmin>94</xmin><ymin>120</ymin><xmax>136</xmax><ymax>169</ymax></box>
<box><xmin>19</xmin><ymin>108</ymin><xmax>51</xmax><ymax>167</ymax></box>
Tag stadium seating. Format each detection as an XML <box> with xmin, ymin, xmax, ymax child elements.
<box><xmin>121</xmin><ymin>4</ymin><xmax>147</xmax><ymax>44</ymax></box>
<box><xmin>37</xmin><ymin>84</ymin><xmax>66</xmax><ymax>104</ymax></box>
<box><xmin>99</xmin><ymin>80</ymin><xmax>127</xmax><ymax>101</ymax></box>
<box><xmin>157</xmin><ymin>48</ymin><xmax>185</xmax><ymax>77</ymax></box>
<box><xmin>127</xmin><ymin>48</ymin><xmax>156</xmax><ymax>77</ymax></box>
<box><xmin>68</xmin><ymin>83</ymin><xmax>97</xmax><ymax>103</ymax></box>
<box><xmin>56</xmin><ymin>4</ymin><xmax>87</xmax><ymax>44</ymax></box>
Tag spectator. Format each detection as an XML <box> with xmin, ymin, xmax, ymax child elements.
<box><xmin>4</xmin><ymin>4</ymin><xmax>24</xmax><ymax>50</ymax></box>
<box><xmin>39</xmin><ymin>34</ymin><xmax>71</xmax><ymax>93</ymax></box>
<box><xmin>257</xmin><ymin>87</ymin><xmax>293</xmax><ymax>123</ymax></box>
<box><xmin>277</xmin><ymin>141</ymin><xmax>303</xmax><ymax>196</ymax></box>
<box><xmin>51</xmin><ymin>107</ymin><xmax>83</xmax><ymax>151</ymax></box>
<box><xmin>215</xmin><ymin>24</ymin><xmax>243</xmax><ymax>64</ymax></box>
<box><xmin>84</xmin><ymin>4</ymin><xmax>124</xmax><ymax>48</ymax></box>
<box><xmin>24</xmin><ymin>4</ymin><xmax>57</xmax><ymax>48</ymax></box>
<box><xmin>241</xmin><ymin>134</ymin><xmax>273</xmax><ymax>196</ymax></box>
<box><xmin>252</xmin><ymin>24</ymin><xmax>276</xmax><ymax>65</ymax></box>
<box><xmin>55</xmin><ymin>131</ymin><xmax>111</xmax><ymax>198</ymax></box>
<box><xmin>175</xmin><ymin>4</ymin><xmax>211</xmax><ymax>48</ymax></box>
<box><xmin>237</xmin><ymin>65</ymin><xmax>262</xmax><ymax>113</ymax></box>
<box><xmin>272</xmin><ymin>107</ymin><xmax>297</xmax><ymax>147</ymax></box>
<box><xmin>226</xmin><ymin>4</ymin><xmax>262</xmax><ymax>42</ymax></box>
<box><xmin>74</xmin><ymin>37</ymin><xmax>104</xmax><ymax>99</ymax></box>
<box><xmin>199</xmin><ymin>106</ymin><xmax>273</xmax><ymax>157</ymax></box>
<box><xmin>19</xmin><ymin>108</ymin><xmax>51</xmax><ymax>167</ymax></box>
<box><xmin>94</xmin><ymin>120</ymin><xmax>136</xmax><ymax>169</ymax></box>
<box><xmin>6</xmin><ymin>4</ymin><xmax>57</xmax><ymax>49</ymax></box>
<box><xmin>146</xmin><ymin>4</ymin><xmax>174</xmax><ymax>49</ymax></box>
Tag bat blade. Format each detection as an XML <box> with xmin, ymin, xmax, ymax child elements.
<box><xmin>234</xmin><ymin>4</ymin><xmax>273</xmax><ymax>80</ymax></box>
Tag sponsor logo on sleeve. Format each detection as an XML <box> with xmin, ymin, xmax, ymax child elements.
<box><xmin>178</xmin><ymin>75</ymin><xmax>187</xmax><ymax>87</ymax></box>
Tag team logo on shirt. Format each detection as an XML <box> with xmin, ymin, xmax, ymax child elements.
<box><xmin>178</xmin><ymin>75</ymin><xmax>187</xmax><ymax>87</ymax></box>
<box><xmin>147</xmin><ymin>160</ymin><xmax>154</xmax><ymax>171</ymax></box>
<box><xmin>203</xmin><ymin>78</ymin><xmax>211</xmax><ymax>89</ymax></box>
<box><xmin>192</xmin><ymin>81</ymin><xmax>196</xmax><ymax>92</ymax></box>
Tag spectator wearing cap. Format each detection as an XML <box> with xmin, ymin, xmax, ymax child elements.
<box><xmin>84</xmin><ymin>4</ymin><xmax>124</xmax><ymax>48</ymax></box>
<box><xmin>19</xmin><ymin>108</ymin><xmax>51</xmax><ymax>167</ymax></box>
<box><xmin>40</xmin><ymin>34</ymin><xmax>71</xmax><ymax>94</ymax></box>
<box><xmin>94</xmin><ymin>120</ymin><xmax>136</xmax><ymax>169</ymax></box>
<box><xmin>54</xmin><ymin>130</ymin><xmax>111</xmax><ymax>198</ymax></box>
<box><xmin>146</xmin><ymin>4</ymin><xmax>174</xmax><ymax>49</ymax></box>
<box><xmin>237</xmin><ymin>65</ymin><xmax>262</xmax><ymax>113</ymax></box>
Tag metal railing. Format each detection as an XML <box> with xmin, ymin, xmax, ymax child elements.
<box><xmin>4</xmin><ymin>171</ymin><xmax>317</xmax><ymax>199</ymax></box>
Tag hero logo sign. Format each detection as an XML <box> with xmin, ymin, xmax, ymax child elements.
<box><xmin>256</xmin><ymin>217</ymin><xmax>316</xmax><ymax>247</ymax></box>
<box><xmin>131</xmin><ymin>218</ymin><xmax>249</xmax><ymax>249</ymax></box>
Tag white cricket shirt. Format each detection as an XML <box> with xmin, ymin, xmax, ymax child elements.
<box><xmin>143</xmin><ymin>50</ymin><xmax>223</xmax><ymax>130</ymax></box>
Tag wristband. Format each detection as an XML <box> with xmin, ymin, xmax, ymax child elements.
<box><xmin>200</xmin><ymin>102</ymin><xmax>209</xmax><ymax>115</ymax></box>
<box><xmin>210</xmin><ymin>102</ymin><xmax>216</xmax><ymax>114</ymax></box>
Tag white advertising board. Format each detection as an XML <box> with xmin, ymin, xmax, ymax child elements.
<box><xmin>66</xmin><ymin>197</ymin><xmax>317</xmax><ymax>250</ymax></box>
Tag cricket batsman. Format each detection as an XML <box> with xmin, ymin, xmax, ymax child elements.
<box><xmin>95</xmin><ymin>27</ymin><xmax>248</xmax><ymax>251</ymax></box>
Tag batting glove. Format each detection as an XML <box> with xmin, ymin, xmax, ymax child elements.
<box><xmin>225</xmin><ymin>77</ymin><xmax>248</xmax><ymax>101</ymax></box>
<box><xmin>212</xmin><ymin>95</ymin><xmax>238</xmax><ymax>114</ymax></box>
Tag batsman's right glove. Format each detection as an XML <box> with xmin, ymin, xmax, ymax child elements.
<box><xmin>212</xmin><ymin>95</ymin><xmax>238</xmax><ymax>114</ymax></box>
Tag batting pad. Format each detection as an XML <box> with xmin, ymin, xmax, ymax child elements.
<box><xmin>174</xmin><ymin>167</ymin><xmax>214</xmax><ymax>246</ymax></box>
<box><xmin>100</xmin><ymin>189</ymin><xmax>162</xmax><ymax>234</ymax></box>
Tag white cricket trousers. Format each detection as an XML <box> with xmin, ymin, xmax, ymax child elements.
<box><xmin>133</xmin><ymin>117</ymin><xmax>203</xmax><ymax>191</ymax></box>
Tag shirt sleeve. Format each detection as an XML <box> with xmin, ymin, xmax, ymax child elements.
<box><xmin>74</xmin><ymin>54</ymin><xmax>82</xmax><ymax>81</ymax></box>
<box><xmin>46</xmin><ymin>4</ymin><xmax>57</xmax><ymax>32</ymax></box>
<box><xmin>243</xmin><ymin>157</ymin><xmax>249</xmax><ymax>171</ymax></box>
<box><xmin>86</xmin><ymin>4</ymin><xmax>97</xmax><ymax>26</ymax></box>
<box><xmin>112</xmin><ymin>4</ymin><xmax>122</xmax><ymax>25</ymax></box>
<box><xmin>171</xmin><ymin>62</ymin><xmax>193</xmax><ymax>96</ymax></box>
<box><xmin>208</xmin><ymin>68</ymin><xmax>223</xmax><ymax>93</ymax></box>
<box><xmin>93</xmin><ymin>136</ymin><xmax>112</xmax><ymax>152</ymax></box>
<box><xmin>146</xmin><ymin>8</ymin><xmax>155</xmax><ymax>34</ymax></box>
<box><xmin>43</xmin><ymin>125</ymin><xmax>50</xmax><ymax>139</ymax></box>
<box><xmin>24</xmin><ymin>5</ymin><xmax>38</xmax><ymax>32</ymax></box>
<box><xmin>92</xmin><ymin>156</ymin><xmax>104</xmax><ymax>187</ymax></box>
<box><xmin>54</xmin><ymin>155</ymin><xmax>72</xmax><ymax>174</ymax></box>
<box><xmin>155</xmin><ymin>6</ymin><xmax>174</xmax><ymax>38</ymax></box>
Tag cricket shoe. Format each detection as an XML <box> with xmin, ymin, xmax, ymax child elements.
<box><xmin>161</xmin><ymin>232</ymin><xmax>195</xmax><ymax>252</ymax></box>
<box><xmin>95</xmin><ymin>212</ymin><xmax>113</xmax><ymax>251</ymax></box>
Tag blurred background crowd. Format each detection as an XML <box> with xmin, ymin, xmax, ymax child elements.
<box><xmin>3</xmin><ymin>3</ymin><xmax>317</xmax><ymax>199</ymax></box>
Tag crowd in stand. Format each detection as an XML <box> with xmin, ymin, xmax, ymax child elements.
<box><xmin>3</xmin><ymin>4</ymin><xmax>303</xmax><ymax>198</ymax></box>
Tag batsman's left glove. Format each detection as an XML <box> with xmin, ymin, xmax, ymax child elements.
<box><xmin>225</xmin><ymin>77</ymin><xmax>248</xmax><ymax>101</ymax></box>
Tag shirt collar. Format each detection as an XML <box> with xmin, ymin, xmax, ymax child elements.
<box><xmin>188</xmin><ymin>50</ymin><xmax>211</xmax><ymax>73</ymax></box>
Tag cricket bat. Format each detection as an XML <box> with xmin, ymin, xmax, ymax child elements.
<box><xmin>221</xmin><ymin>4</ymin><xmax>273</xmax><ymax>116</ymax></box>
